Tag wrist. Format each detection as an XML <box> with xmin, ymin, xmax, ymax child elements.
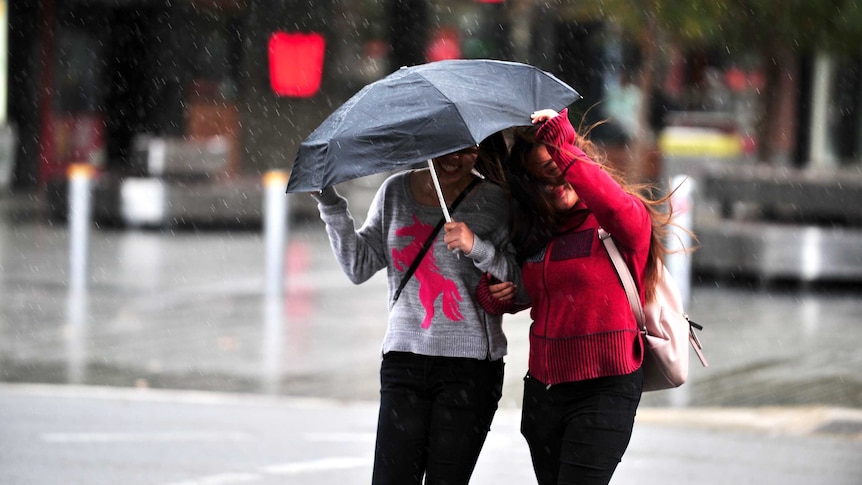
<box><xmin>536</xmin><ymin>108</ymin><xmax>576</xmax><ymax>148</ymax></box>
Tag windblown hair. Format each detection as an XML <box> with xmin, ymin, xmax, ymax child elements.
<box><xmin>505</xmin><ymin>124</ymin><xmax>695</xmax><ymax>303</ymax></box>
<box><xmin>474</xmin><ymin>130</ymin><xmax>509</xmax><ymax>185</ymax></box>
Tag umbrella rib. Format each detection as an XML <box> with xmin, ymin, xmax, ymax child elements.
<box><xmin>414</xmin><ymin>73</ymin><xmax>476</xmax><ymax>144</ymax></box>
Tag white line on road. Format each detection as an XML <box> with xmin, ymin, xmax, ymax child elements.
<box><xmin>261</xmin><ymin>456</ymin><xmax>371</xmax><ymax>475</ymax></box>
<box><xmin>162</xmin><ymin>473</ymin><xmax>261</xmax><ymax>485</ymax></box>
<box><xmin>303</xmin><ymin>432</ymin><xmax>376</xmax><ymax>443</ymax></box>
<box><xmin>41</xmin><ymin>431</ymin><xmax>252</xmax><ymax>443</ymax></box>
<box><xmin>159</xmin><ymin>457</ymin><xmax>372</xmax><ymax>485</ymax></box>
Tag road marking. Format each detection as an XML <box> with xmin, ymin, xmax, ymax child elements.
<box><xmin>159</xmin><ymin>457</ymin><xmax>371</xmax><ymax>485</ymax></box>
<box><xmin>41</xmin><ymin>431</ymin><xmax>251</xmax><ymax>443</ymax></box>
<box><xmin>261</xmin><ymin>456</ymin><xmax>371</xmax><ymax>475</ymax></box>
<box><xmin>303</xmin><ymin>432</ymin><xmax>376</xmax><ymax>443</ymax></box>
<box><xmin>162</xmin><ymin>473</ymin><xmax>261</xmax><ymax>485</ymax></box>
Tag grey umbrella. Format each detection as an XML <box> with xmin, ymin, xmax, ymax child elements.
<box><xmin>286</xmin><ymin>59</ymin><xmax>580</xmax><ymax>196</ymax></box>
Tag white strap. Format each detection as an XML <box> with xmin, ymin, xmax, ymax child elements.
<box><xmin>598</xmin><ymin>228</ymin><xmax>646</xmax><ymax>331</ymax></box>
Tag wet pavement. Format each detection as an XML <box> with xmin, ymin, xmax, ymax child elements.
<box><xmin>3</xmin><ymin>193</ymin><xmax>862</xmax><ymax>483</ymax></box>
<box><xmin>2</xmin><ymin>202</ymin><xmax>862</xmax><ymax>410</ymax></box>
<box><xmin>4</xmin><ymin>383</ymin><xmax>862</xmax><ymax>485</ymax></box>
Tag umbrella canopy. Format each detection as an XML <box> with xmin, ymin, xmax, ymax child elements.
<box><xmin>286</xmin><ymin>59</ymin><xmax>579</xmax><ymax>193</ymax></box>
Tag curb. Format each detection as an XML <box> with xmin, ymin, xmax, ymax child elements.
<box><xmin>4</xmin><ymin>382</ymin><xmax>861</xmax><ymax>440</ymax></box>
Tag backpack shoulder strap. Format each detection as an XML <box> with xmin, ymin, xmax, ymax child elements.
<box><xmin>598</xmin><ymin>227</ymin><xmax>646</xmax><ymax>330</ymax></box>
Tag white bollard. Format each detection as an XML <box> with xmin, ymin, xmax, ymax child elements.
<box><xmin>263</xmin><ymin>170</ymin><xmax>289</xmax><ymax>298</ymax></box>
<box><xmin>665</xmin><ymin>175</ymin><xmax>696</xmax><ymax>309</ymax></box>
<box><xmin>65</xmin><ymin>289</ymin><xmax>89</xmax><ymax>384</ymax></box>
<box><xmin>261</xmin><ymin>296</ymin><xmax>284</xmax><ymax>394</ymax></box>
<box><xmin>68</xmin><ymin>163</ymin><xmax>95</xmax><ymax>291</ymax></box>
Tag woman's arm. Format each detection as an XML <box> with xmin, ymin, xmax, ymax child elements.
<box><xmin>442</xmin><ymin>182</ymin><xmax>521</xmax><ymax>283</ymax></box>
<box><xmin>476</xmin><ymin>273</ymin><xmax>531</xmax><ymax>315</ymax></box>
<box><xmin>535</xmin><ymin>109</ymin><xmax>650</xmax><ymax>249</ymax></box>
<box><xmin>312</xmin><ymin>185</ymin><xmax>388</xmax><ymax>284</ymax></box>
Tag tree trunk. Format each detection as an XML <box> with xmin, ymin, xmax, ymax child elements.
<box><xmin>756</xmin><ymin>43</ymin><xmax>786</xmax><ymax>164</ymax></box>
<box><xmin>635</xmin><ymin>5</ymin><xmax>659</xmax><ymax>183</ymax></box>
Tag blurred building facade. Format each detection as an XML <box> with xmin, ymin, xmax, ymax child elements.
<box><xmin>8</xmin><ymin>0</ymin><xmax>516</xmax><ymax>191</ymax></box>
<box><xmin>4</xmin><ymin>0</ymin><xmax>862</xmax><ymax>283</ymax></box>
<box><xmin>5</xmin><ymin>1</ymin><xmax>861</xmax><ymax>203</ymax></box>
<box><xmin>4</xmin><ymin>0</ymin><xmax>719</xmax><ymax>191</ymax></box>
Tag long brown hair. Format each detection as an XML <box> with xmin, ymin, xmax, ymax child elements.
<box><xmin>474</xmin><ymin>131</ymin><xmax>509</xmax><ymax>185</ymax></box>
<box><xmin>505</xmin><ymin>125</ymin><xmax>695</xmax><ymax>303</ymax></box>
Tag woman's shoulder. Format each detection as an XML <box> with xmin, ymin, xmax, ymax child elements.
<box><xmin>476</xmin><ymin>177</ymin><xmax>506</xmax><ymax>195</ymax></box>
<box><xmin>467</xmin><ymin>179</ymin><xmax>509</xmax><ymax>219</ymax></box>
<box><xmin>377</xmin><ymin>170</ymin><xmax>412</xmax><ymax>195</ymax></box>
<box><xmin>382</xmin><ymin>170</ymin><xmax>411</xmax><ymax>185</ymax></box>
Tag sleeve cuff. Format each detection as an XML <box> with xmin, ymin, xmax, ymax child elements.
<box><xmin>536</xmin><ymin>108</ymin><xmax>574</xmax><ymax>146</ymax></box>
<box><xmin>465</xmin><ymin>236</ymin><xmax>492</xmax><ymax>265</ymax></box>
<box><xmin>476</xmin><ymin>273</ymin><xmax>516</xmax><ymax>316</ymax></box>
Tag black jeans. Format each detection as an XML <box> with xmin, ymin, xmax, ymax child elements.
<box><xmin>372</xmin><ymin>351</ymin><xmax>504</xmax><ymax>485</ymax></box>
<box><xmin>521</xmin><ymin>368</ymin><xmax>643</xmax><ymax>485</ymax></box>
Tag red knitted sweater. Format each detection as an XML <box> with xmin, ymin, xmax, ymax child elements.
<box><xmin>485</xmin><ymin>109</ymin><xmax>652</xmax><ymax>385</ymax></box>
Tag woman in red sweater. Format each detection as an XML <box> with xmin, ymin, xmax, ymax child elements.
<box><xmin>479</xmin><ymin>109</ymin><xmax>679</xmax><ymax>485</ymax></box>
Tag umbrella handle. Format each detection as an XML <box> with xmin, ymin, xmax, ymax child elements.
<box><xmin>427</xmin><ymin>160</ymin><xmax>452</xmax><ymax>222</ymax></box>
<box><xmin>427</xmin><ymin>160</ymin><xmax>461</xmax><ymax>259</ymax></box>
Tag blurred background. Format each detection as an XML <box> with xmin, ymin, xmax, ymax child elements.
<box><xmin>2</xmin><ymin>0</ymin><xmax>862</xmax><ymax>395</ymax></box>
<box><xmin>3</xmin><ymin>0</ymin><xmax>862</xmax><ymax>282</ymax></box>
<box><xmin>2</xmin><ymin>4</ymin><xmax>862</xmax><ymax>482</ymax></box>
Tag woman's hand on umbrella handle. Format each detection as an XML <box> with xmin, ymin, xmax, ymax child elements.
<box><xmin>443</xmin><ymin>221</ymin><xmax>474</xmax><ymax>255</ymax></box>
<box><xmin>531</xmin><ymin>109</ymin><xmax>559</xmax><ymax>124</ymax></box>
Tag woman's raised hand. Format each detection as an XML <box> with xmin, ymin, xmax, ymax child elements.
<box><xmin>531</xmin><ymin>109</ymin><xmax>559</xmax><ymax>124</ymax></box>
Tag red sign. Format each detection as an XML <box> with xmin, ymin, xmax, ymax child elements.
<box><xmin>268</xmin><ymin>32</ymin><xmax>326</xmax><ymax>97</ymax></box>
<box><xmin>426</xmin><ymin>28</ymin><xmax>461</xmax><ymax>62</ymax></box>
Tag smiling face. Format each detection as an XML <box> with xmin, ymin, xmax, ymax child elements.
<box><xmin>525</xmin><ymin>144</ymin><xmax>579</xmax><ymax>211</ymax></box>
<box><xmin>431</xmin><ymin>146</ymin><xmax>479</xmax><ymax>186</ymax></box>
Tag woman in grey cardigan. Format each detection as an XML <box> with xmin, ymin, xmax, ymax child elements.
<box><xmin>311</xmin><ymin>132</ymin><xmax>519</xmax><ymax>485</ymax></box>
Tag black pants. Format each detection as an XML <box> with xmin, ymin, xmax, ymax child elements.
<box><xmin>372</xmin><ymin>351</ymin><xmax>504</xmax><ymax>485</ymax></box>
<box><xmin>521</xmin><ymin>368</ymin><xmax>643</xmax><ymax>485</ymax></box>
